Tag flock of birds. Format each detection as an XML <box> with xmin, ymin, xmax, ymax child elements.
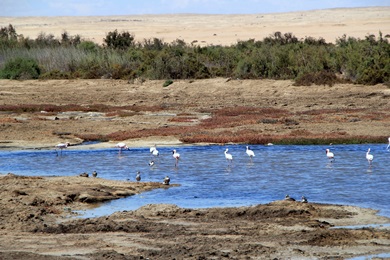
<box><xmin>285</xmin><ymin>194</ymin><xmax>308</xmax><ymax>203</ymax></box>
<box><xmin>326</xmin><ymin>146</ymin><xmax>376</xmax><ymax>165</ymax></box>
<box><xmin>54</xmin><ymin>137</ymin><xmax>390</xmax><ymax>189</ymax></box>
<box><xmin>284</xmin><ymin>139</ymin><xmax>388</xmax><ymax>204</ymax></box>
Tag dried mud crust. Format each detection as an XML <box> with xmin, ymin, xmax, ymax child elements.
<box><xmin>0</xmin><ymin>174</ymin><xmax>390</xmax><ymax>259</ymax></box>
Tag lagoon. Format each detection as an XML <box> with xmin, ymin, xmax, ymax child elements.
<box><xmin>1</xmin><ymin>144</ymin><xmax>389</xmax><ymax>219</ymax></box>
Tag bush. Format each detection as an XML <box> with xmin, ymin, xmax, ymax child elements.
<box><xmin>1</xmin><ymin>25</ymin><xmax>388</xmax><ymax>85</ymax></box>
<box><xmin>103</xmin><ymin>29</ymin><xmax>135</xmax><ymax>50</ymax></box>
<box><xmin>294</xmin><ymin>71</ymin><xmax>339</xmax><ymax>87</ymax></box>
<box><xmin>163</xmin><ymin>79</ymin><xmax>174</xmax><ymax>87</ymax></box>
<box><xmin>0</xmin><ymin>57</ymin><xmax>40</xmax><ymax>79</ymax></box>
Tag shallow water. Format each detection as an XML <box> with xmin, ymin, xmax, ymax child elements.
<box><xmin>1</xmin><ymin>144</ymin><xmax>389</xmax><ymax>219</ymax></box>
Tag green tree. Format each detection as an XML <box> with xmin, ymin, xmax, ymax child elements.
<box><xmin>103</xmin><ymin>30</ymin><xmax>135</xmax><ymax>50</ymax></box>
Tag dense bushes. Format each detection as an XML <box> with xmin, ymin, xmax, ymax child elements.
<box><xmin>0</xmin><ymin>57</ymin><xmax>40</xmax><ymax>79</ymax></box>
<box><xmin>0</xmin><ymin>24</ymin><xmax>389</xmax><ymax>85</ymax></box>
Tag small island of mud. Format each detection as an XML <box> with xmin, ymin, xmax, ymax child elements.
<box><xmin>0</xmin><ymin>173</ymin><xmax>389</xmax><ymax>259</ymax></box>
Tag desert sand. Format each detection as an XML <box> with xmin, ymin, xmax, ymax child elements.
<box><xmin>1</xmin><ymin>7</ymin><xmax>389</xmax><ymax>45</ymax></box>
<box><xmin>1</xmin><ymin>7</ymin><xmax>390</xmax><ymax>259</ymax></box>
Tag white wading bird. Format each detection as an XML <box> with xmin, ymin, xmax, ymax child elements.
<box><xmin>172</xmin><ymin>149</ymin><xmax>180</xmax><ymax>167</ymax></box>
<box><xmin>366</xmin><ymin>148</ymin><xmax>374</xmax><ymax>165</ymax></box>
<box><xmin>246</xmin><ymin>146</ymin><xmax>255</xmax><ymax>161</ymax></box>
<box><xmin>115</xmin><ymin>142</ymin><xmax>129</xmax><ymax>153</ymax></box>
<box><xmin>55</xmin><ymin>142</ymin><xmax>70</xmax><ymax>156</ymax></box>
<box><xmin>224</xmin><ymin>148</ymin><xmax>233</xmax><ymax>166</ymax></box>
<box><xmin>326</xmin><ymin>149</ymin><xmax>335</xmax><ymax>162</ymax></box>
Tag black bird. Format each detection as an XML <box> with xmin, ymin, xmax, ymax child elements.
<box><xmin>163</xmin><ymin>176</ymin><xmax>170</xmax><ymax>185</ymax></box>
<box><xmin>79</xmin><ymin>172</ymin><xmax>89</xmax><ymax>178</ymax></box>
<box><xmin>284</xmin><ymin>194</ymin><xmax>296</xmax><ymax>201</ymax></box>
<box><xmin>136</xmin><ymin>171</ymin><xmax>141</xmax><ymax>182</ymax></box>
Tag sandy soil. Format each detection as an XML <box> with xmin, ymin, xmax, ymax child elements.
<box><xmin>1</xmin><ymin>173</ymin><xmax>390</xmax><ymax>259</ymax></box>
<box><xmin>1</xmin><ymin>7</ymin><xmax>390</xmax><ymax>259</ymax></box>
<box><xmin>1</xmin><ymin>7</ymin><xmax>389</xmax><ymax>45</ymax></box>
<box><xmin>0</xmin><ymin>78</ymin><xmax>389</xmax><ymax>150</ymax></box>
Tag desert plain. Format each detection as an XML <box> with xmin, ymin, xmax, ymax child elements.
<box><xmin>1</xmin><ymin>7</ymin><xmax>390</xmax><ymax>259</ymax></box>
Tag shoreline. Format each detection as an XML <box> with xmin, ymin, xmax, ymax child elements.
<box><xmin>1</xmin><ymin>174</ymin><xmax>390</xmax><ymax>259</ymax></box>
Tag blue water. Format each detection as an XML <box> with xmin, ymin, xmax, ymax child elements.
<box><xmin>1</xmin><ymin>144</ymin><xmax>389</xmax><ymax>219</ymax></box>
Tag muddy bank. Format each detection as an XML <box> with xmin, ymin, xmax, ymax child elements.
<box><xmin>0</xmin><ymin>174</ymin><xmax>389</xmax><ymax>259</ymax></box>
<box><xmin>0</xmin><ymin>79</ymin><xmax>389</xmax><ymax>150</ymax></box>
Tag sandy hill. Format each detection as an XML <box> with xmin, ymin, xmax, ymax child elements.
<box><xmin>0</xmin><ymin>7</ymin><xmax>389</xmax><ymax>45</ymax></box>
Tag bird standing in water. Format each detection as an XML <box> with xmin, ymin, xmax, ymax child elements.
<box><xmin>150</xmin><ymin>145</ymin><xmax>159</xmax><ymax>157</ymax></box>
<box><xmin>387</xmin><ymin>137</ymin><xmax>390</xmax><ymax>150</ymax></box>
<box><xmin>246</xmin><ymin>146</ymin><xmax>255</xmax><ymax>161</ymax></box>
<box><xmin>172</xmin><ymin>149</ymin><xmax>180</xmax><ymax>167</ymax></box>
<box><xmin>326</xmin><ymin>149</ymin><xmax>335</xmax><ymax>162</ymax></box>
<box><xmin>115</xmin><ymin>142</ymin><xmax>129</xmax><ymax>154</ymax></box>
<box><xmin>55</xmin><ymin>142</ymin><xmax>70</xmax><ymax>156</ymax></box>
<box><xmin>224</xmin><ymin>148</ymin><xmax>233</xmax><ymax>166</ymax></box>
<box><xmin>366</xmin><ymin>148</ymin><xmax>374</xmax><ymax>165</ymax></box>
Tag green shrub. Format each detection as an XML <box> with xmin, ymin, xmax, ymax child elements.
<box><xmin>39</xmin><ymin>69</ymin><xmax>72</xmax><ymax>79</ymax></box>
<box><xmin>163</xmin><ymin>79</ymin><xmax>173</xmax><ymax>87</ymax></box>
<box><xmin>1</xmin><ymin>24</ymin><xmax>388</xmax><ymax>85</ymax></box>
<box><xmin>0</xmin><ymin>57</ymin><xmax>40</xmax><ymax>79</ymax></box>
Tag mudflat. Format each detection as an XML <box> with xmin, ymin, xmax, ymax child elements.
<box><xmin>0</xmin><ymin>78</ymin><xmax>389</xmax><ymax>149</ymax></box>
<box><xmin>1</xmin><ymin>7</ymin><xmax>390</xmax><ymax>259</ymax></box>
<box><xmin>1</xmin><ymin>173</ymin><xmax>390</xmax><ymax>259</ymax></box>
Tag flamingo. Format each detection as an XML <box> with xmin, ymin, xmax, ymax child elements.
<box><xmin>55</xmin><ymin>142</ymin><xmax>70</xmax><ymax>156</ymax></box>
<box><xmin>136</xmin><ymin>171</ymin><xmax>141</xmax><ymax>182</ymax></box>
<box><xmin>224</xmin><ymin>148</ymin><xmax>233</xmax><ymax>165</ymax></box>
<box><xmin>246</xmin><ymin>146</ymin><xmax>255</xmax><ymax>160</ymax></box>
<box><xmin>115</xmin><ymin>142</ymin><xmax>128</xmax><ymax>153</ymax></box>
<box><xmin>326</xmin><ymin>149</ymin><xmax>335</xmax><ymax>162</ymax></box>
<box><xmin>387</xmin><ymin>137</ymin><xmax>390</xmax><ymax>150</ymax></box>
<box><xmin>172</xmin><ymin>149</ymin><xmax>180</xmax><ymax>167</ymax></box>
<box><xmin>151</xmin><ymin>147</ymin><xmax>159</xmax><ymax>157</ymax></box>
<box><xmin>366</xmin><ymin>148</ymin><xmax>374</xmax><ymax>165</ymax></box>
<box><xmin>150</xmin><ymin>144</ymin><xmax>157</xmax><ymax>153</ymax></box>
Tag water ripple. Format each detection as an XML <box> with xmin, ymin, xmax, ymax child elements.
<box><xmin>1</xmin><ymin>144</ymin><xmax>389</xmax><ymax>218</ymax></box>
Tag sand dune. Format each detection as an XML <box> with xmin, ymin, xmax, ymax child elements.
<box><xmin>1</xmin><ymin>7</ymin><xmax>389</xmax><ymax>45</ymax></box>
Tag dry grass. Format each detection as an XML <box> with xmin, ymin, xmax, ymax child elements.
<box><xmin>201</xmin><ymin>107</ymin><xmax>290</xmax><ymax>128</ymax></box>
